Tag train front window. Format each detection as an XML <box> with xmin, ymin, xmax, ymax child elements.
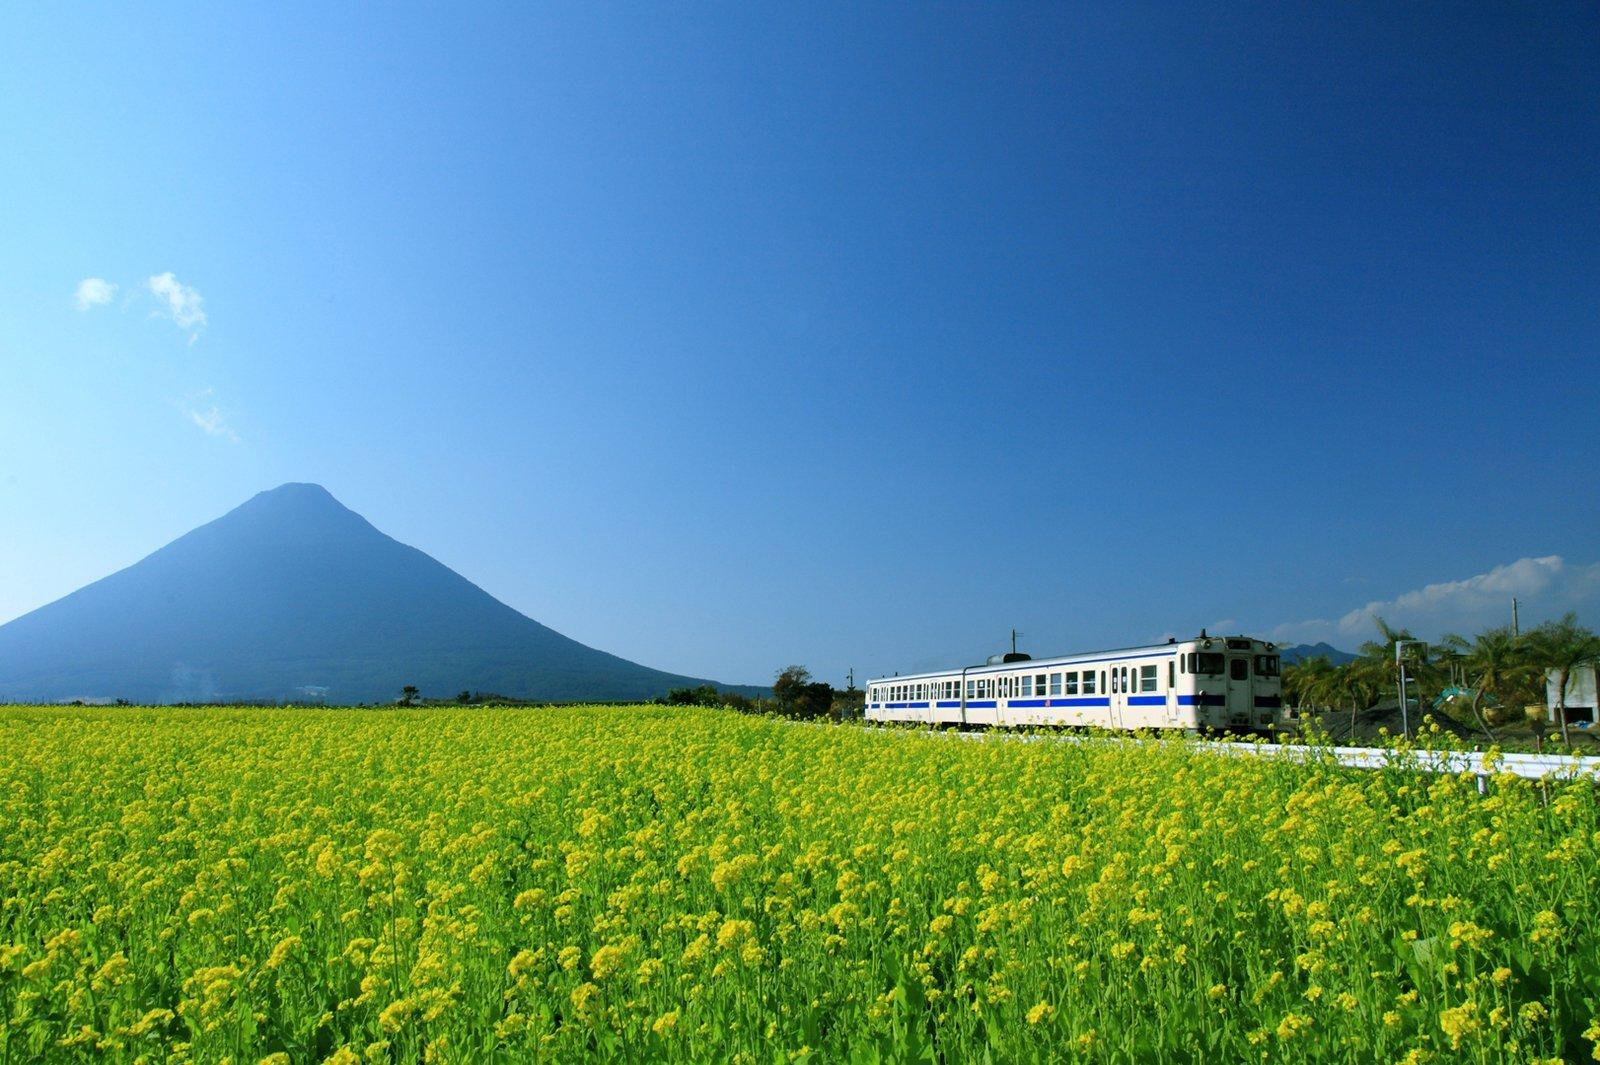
<box><xmin>1255</xmin><ymin>655</ymin><xmax>1280</xmax><ymax>677</ymax></box>
<box><xmin>1230</xmin><ymin>658</ymin><xmax>1249</xmax><ymax>680</ymax></box>
<box><xmin>1194</xmin><ymin>653</ymin><xmax>1225</xmax><ymax>676</ymax></box>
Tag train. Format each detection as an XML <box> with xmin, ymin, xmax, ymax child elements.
<box><xmin>864</xmin><ymin>632</ymin><xmax>1284</xmax><ymax>733</ymax></box>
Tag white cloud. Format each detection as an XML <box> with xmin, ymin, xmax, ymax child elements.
<box><xmin>1271</xmin><ymin>556</ymin><xmax>1600</xmax><ymax>647</ymax></box>
<box><xmin>74</xmin><ymin>277</ymin><xmax>117</xmax><ymax>311</ymax></box>
<box><xmin>182</xmin><ymin>389</ymin><xmax>239</xmax><ymax>443</ymax></box>
<box><xmin>147</xmin><ymin>272</ymin><xmax>207</xmax><ymax>336</ymax></box>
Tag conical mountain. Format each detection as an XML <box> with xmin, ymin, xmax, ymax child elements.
<box><xmin>0</xmin><ymin>483</ymin><xmax>757</xmax><ymax>703</ymax></box>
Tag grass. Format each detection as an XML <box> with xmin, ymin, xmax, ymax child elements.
<box><xmin>0</xmin><ymin>705</ymin><xmax>1596</xmax><ymax>1062</ymax></box>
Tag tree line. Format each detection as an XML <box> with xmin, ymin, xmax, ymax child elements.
<box><xmin>1283</xmin><ymin>613</ymin><xmax>1599</xmax><ymax>745</ymax></box>
<box><xmin>659</xmin><ymin>665</ymin><xmax>862</xmax><ymax>720</ymax></box>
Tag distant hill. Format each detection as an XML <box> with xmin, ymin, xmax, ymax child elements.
<box><xmin>0</xmin><ymin>483</ymin><xmax>763</xmax><ymax>704</ymax></box>
<box><xmin>1279</xmin><ymin>642</ymin><xmax>1359</xmax><ymax>666</ymax></box>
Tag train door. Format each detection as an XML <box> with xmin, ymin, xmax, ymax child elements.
<box><xmin>1171</xmin><ymin>658</ymin><xmax>1184</xmax><ymax>725</ymax></box>
<box><xmin>1225</xmin><ymin>654</ymin><xmax>1251</xmax><ymax>727</ymax></box>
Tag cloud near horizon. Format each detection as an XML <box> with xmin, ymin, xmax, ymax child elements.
<box><xmin>147</xmin><ymin>272</ymin><xmax>207</xmax><ymax>337</ymax></box>
<box><xmin>73</xmin><ymin>278</ymin><xmax>117</xmax><ymax>311</ymax></box>
<box><xmin>1271</xmin><ymin>555</ymin><xmax>1600</xmax><ymax>647</ymax></box>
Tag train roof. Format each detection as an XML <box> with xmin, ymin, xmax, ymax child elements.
<box><xmin>867</xmin><ymin>635</ymin><xmax>1275</xmax><ymax>685</ymax></box>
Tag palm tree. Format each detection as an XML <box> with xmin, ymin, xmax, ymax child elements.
<box><xmin>1439</xmin><ymin>626</ymin><xmax>1531</xmax><ymax>742</ymax></box>
<box><xmin>1333</xmin><ymin>665</ymin><xmax>1382</xmax><ymax>740</ymax></box>
<box><xmin>1355</xmin><ymin>616</ymin><xmax>1441</xmax><ymax>715</ymax></box>
<box><xmin>1527</xmin><ymin>613</ymin><xmax>1600</xmax><ymax>747</ymax></box>
<box><xmin>1283</xmin><ymin>655</ymin><xmax>1336</xmax><ymax>714</ymax></box>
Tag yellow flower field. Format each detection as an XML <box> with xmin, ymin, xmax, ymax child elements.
<box><xmin>0</xmin><ymin>706</ymin><xmax>1596</xmax><ymax>1063</ymax></box>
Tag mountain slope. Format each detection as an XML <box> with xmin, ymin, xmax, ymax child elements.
<box><xmin>0</xmin><ymin>483</ymin><xmax>758</xmax><ymax>703</ymax></box>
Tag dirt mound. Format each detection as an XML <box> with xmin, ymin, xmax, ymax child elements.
<box><xmin>1305</xmin><ymin>703</ymin><xmax>1479</xmax><ymax>746</ymax></box>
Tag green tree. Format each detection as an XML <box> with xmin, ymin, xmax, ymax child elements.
<box><xmin>1283</xmin><ymin>655</ymin><xmax>1337</xmax><ymax>714</ymax></box>
<box><xmin>400</xmin><ymin>685</ymin><xmax>419</xmax><ymax>706</ymax></box>
<box><xmin>1331</xmin><ymin>664</ymin><xmax>1383</xmax><ymax>738</ymax></box>
<box><xmin>1354</xmin><ymin>617</ymin><xmax>1441</xmax><ymax>710</ymax></box>
<box><xmin>773</xmin><ymin>665</ymin><xmax>833</xmax><ymax>720</ymax></box>
<box><xmin>1527</xmin><ymin>613</ymin><xmax>1600</xmax><ymax>747</ymax></box>
<box><xmin>1439</xmin><ymin>625</ymin><xmax>1531</xmax><ymax>742</ymax></box>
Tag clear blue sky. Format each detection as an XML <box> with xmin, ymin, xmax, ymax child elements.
<box><xmin>2</xmin><ymin>4</ymin><xmax>1597</xmax><ymax>686</ymax></box>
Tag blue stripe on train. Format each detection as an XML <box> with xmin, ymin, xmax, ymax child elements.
<box><xmin>1177</xmin><ymin>695</ymin><xmax>1228</xmax><ymax>706</ymax></box>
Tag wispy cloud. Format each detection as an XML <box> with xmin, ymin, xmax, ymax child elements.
<box><xmin>73</xmin><ymin>277</ymin><xmax>118</xmax><ymax>311</ymax></box>
<box><xmin>147</xmin><ymin>272</ymin><xmax>207</xmax><ymax>339</ymax></box>
<box><xmin>182</xmin><ymin>389</ymin><xmax>239</xmax><ymax>443</ymax></box>
<box><xmin>1270</xmin><ymin>556</ymin><xmax>1600</xmax><ymax>646</ymax></box>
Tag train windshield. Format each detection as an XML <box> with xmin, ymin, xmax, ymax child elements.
<box><xmin>1255</xmin><ymin>655</ymin><xmax>1280</xmax><ymax>677</ymax></box>
<box><xmin>1192</xmin><ymin>652</ymin><xmax>1225</xmax><ymax>676</ymax></box>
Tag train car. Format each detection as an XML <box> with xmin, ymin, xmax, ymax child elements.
<box><xmin>864</xmin><ymin>633</ymin><xmax>1283</xmax><ymax>733</ymax></box>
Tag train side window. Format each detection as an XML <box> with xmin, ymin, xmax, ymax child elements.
<box><xmin>1021</xmin><ymin>675</ymin><xmax>1032</xmax><ymax>697</ymax></box>
<box><xmin>1050</xmin><ymin>673</ymin><xmax>1062</xmax><ymax>696</ymax></box>
<box><xmin>1168</xmin><ymin>662</ymin><xmax>1175</xmax><ymax>688</ymax></box>
<box><xmin>1078</xmin><ymin>671</ymin><xmax>1090</xmax><ymax>695</ymax></box>
<box><xmin>1101</xmin><ymin>670</ymin><xmax>1107</xmax><ymax>693</ymax></box>
<box><xmin>1231</xmin><ymin>658</ymin><xmax>1249</xmax><ymax>680</ymax></box>
<box><xmin>1141</xmin><ymin>665</ymin><xmax>1158</xmax><ymax>692</ymax></box>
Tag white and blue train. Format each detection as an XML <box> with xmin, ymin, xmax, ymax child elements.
<box><xmin>865</xmin><ymin>633</ymin><xmax>1284</xmax><ymax>733</ymax></box>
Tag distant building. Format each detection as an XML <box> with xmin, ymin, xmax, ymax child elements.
<box><xmin>1545</xmin><ymin>665</ymin><xmax>1597</xmax><ymax>727</ymax></box>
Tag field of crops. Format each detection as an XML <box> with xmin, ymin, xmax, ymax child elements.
<box><xmin>1</xmin><ymin>706</ymin><xmax>1597</xmax><ymax>1063</ymax></box>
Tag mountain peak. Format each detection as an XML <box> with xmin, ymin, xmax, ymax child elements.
<box><xmin>211</xmin><ymin>481</ymin><xmax>377</xmax><ymax>533</ymax></box>
<box><xmin>241</xmin><ymin>482</ymin><xmax>346</xmax><ymax>513</ymax></box>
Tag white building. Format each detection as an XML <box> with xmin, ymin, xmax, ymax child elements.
<box><xmin>1545</xmin><ymin>665</ymin><xmax>1597</xmax><ymax>727</ymax></box>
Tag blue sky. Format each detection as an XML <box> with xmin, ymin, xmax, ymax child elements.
<box><xmin>2</xmin><ymin>4</ymin><xmax>1597</xmax><ymax>687</ymax></box>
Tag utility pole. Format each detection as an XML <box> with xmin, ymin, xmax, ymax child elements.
<box><xmin>1011</xmin><ymin>629</ymin><xmax>1023</xmax><ymax>655</ymax></box>
<box><xmin>1512</xmin><ymin>597</ymin><xmax>1520</xmax><ymax>637</ymax></box>
<box><xmin>846</xmin><ymin>668</ymin><xmax>856</xmax><ymax>692</ymax></box>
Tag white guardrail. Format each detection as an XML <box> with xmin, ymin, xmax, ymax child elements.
<box><xmin>906</xmin><ymin>728</ymin><xmax>1600</xmax><ymax>786</ymax></box>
